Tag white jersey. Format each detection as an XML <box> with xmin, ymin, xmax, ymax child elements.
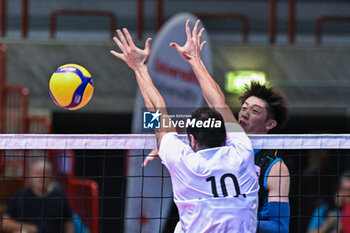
<box><xmin>158</xmin><ymin>129</ymin><xmax>259</xmax><ymax>233</ymax></box>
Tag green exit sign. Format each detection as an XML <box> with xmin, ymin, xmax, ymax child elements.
<box><xmin>225</xmin><ymin>71</ymin><xmax>266</xmax><ymax>93</ymax></box>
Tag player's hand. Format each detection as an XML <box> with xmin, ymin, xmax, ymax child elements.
<box><xmin>142</xmin><ymin>149</ymin><xmax>159</xmax><ymax>167</ymax></box>
<box><xmin>110</xmin><ymin>28</ymin><xmax>152</xmax><ymax>70</ymax></box>
<box><xmin>170</xmin><ymin>19</ymin><xmax>206</xmax><ymax>64</ymax></box>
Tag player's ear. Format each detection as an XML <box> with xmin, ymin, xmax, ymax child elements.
<box><xmin>188</xmin><ymin>134</ymin><xmax>196</xmax><ymax>150</ymax></box>
<box><xmin>266</xmin><ymin>119</ymin><xmax>277</xmax><ymax>131</ymax></box>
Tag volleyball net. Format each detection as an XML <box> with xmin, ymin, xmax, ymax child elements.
<box><xmin>0</xmin><ymin>134</ymin><xmax>349</xmax><ymax>233</ymax></box>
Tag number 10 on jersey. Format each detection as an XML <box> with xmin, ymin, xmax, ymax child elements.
<box><xmin>206</xmin><ymin>173</ymin><xmax>247</xmax><ymax>198</ymax></box>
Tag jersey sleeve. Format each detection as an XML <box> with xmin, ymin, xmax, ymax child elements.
<box><xmin>225</xmin><ymin>123</ymin><xmax>254</xmax><ymax>160</ymax></box>
<box><xmin>158</xmin><ymin>132</ymin><xmax>191</xmax><ymax>167</ymax></box>
<box><xmin>225</xmin><ymin>122</ymin><xmax>245</xmax><ymax>133</ymax></box>
<box><xmin>225</xmin><ymin>122</ymin><xmax>251</xmax><ymax>145</ymax></box>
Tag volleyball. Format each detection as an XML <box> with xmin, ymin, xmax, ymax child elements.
<box><xmin>49</xmin><ymin>64</ymin><xmax>94</xmax><ymax>110</ymax></box>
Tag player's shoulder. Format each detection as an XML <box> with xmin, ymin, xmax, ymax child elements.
<box><xmin>255</xmin><ymin>150</ymin><xmax>280</xmax><ymax>173</ymax></box>
<box><xmin>160</xmin><ymin>132</ymin><xmax>186</xmax><ymax>147</ymax></box>
<box><xmin>225</xmin><ymin>122</ymin><xmax>245</xmax><ymax>133</ymax></box>
<box><xmin>225</xmin><ymin>122</ymin><xmax>251</xmax><ymax>147</ymax></box>
<box><xmin>255</xmin><ymin>149</ymin><xmax>278</xmax><ymax>162</ymax></box>
<box><xmin>161</xmin><ymin>132</ymin><xmax>179</xmax><ymax>141</ymax></box>
<box><xmin>269</xmin><ymin>158</ymin><xmax>289</xmax><ymax>175</ymax></box>
<box><xmin>159</xmin><ymin>132</ymin><xmax>192</xmax><ymax>165</ymax></box>
<box><xmin>159</xmin><ymin>132</ymin><xmax>189</xmax><ymax>155</ymax></box>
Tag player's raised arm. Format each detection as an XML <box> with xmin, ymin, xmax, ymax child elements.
<box><xmin>110</xmin><ymin>28</ymin><xmax>175</xmax><ymax>147</ymax></box>
<box><xmin>170</xmin><ymin>20</ymin><xmax>237</xmax><ymax>123</ymax></box>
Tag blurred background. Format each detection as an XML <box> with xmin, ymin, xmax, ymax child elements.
<box><xmin>0</xmin><ymin>0</ymin><xmax>349</xmax><ymax>135</ymax></box>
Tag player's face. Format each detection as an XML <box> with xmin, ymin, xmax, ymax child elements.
<box><xmin>238</xmin><ymin>96</ymin><xmax>276</xmax><ymax>134</ymax></box>
<box><xmin>28</xmin><ymin>162</ymin><xmax>52</xmax><ymax>196</ymax></box>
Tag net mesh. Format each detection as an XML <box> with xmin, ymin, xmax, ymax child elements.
<box><xmin>0</xmin><ymin>134</ymin><xmax>349</xmax><ymax>233</ymax></box>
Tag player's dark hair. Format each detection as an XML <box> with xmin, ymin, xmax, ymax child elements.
<box><xmin>239</xmin><ymin>81</ymin><xmax>288</xmax><ymax>130</ymax></box>
<box><xmin>186</xmin><ymin>108</ymin><xmax>226</xmax><ymax>149</ymax></box>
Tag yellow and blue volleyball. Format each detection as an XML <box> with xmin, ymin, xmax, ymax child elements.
<box><xmin>49</xmin><ymin>64</ymin><xmax>94</xmax><ymax>110</ymax></box>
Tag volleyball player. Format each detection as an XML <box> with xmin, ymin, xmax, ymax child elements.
<box><xmin>170</xmin><ymin>20</ymin><xmax>290</xmax><ymax>233</ymax></box>
<box><xmin>239</xmin><ymin>83</ymin><xmax>290</xmax><ymax>233</ymax></box>
<box><xmin>111</xmin><ymin>27</ymin><xmax>259</xmax><ymax>232</ymax></box>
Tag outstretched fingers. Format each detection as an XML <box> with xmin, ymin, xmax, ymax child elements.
<box><xmin>117</xmin><ymin>29</ymin><xmax>129</xmax><ymax>48</ymax></box>
<box><xmin>170</xmin><ymin>42</ymin><xmax>185</xmax><ymax>57</ymax></box>
<box><xmin>145</xmin><ymin>38</ymin><xmax>152</xmax><ymax>52</ymax></box>
<box><xmin>197</xmin><ymin>27</ymin><xmax>205</xmax><ymax>42</ymax></box>
<box><xmin>200</xmin><ymin>41</ymin><xmax>207</xmax><ymax>51</ymax></box>
<box><xmin>170</xmin><ymin>42</ymin><xmax>180</xmax><ymax>50</ymax></box>
<box><xmin>185</xmin><ymin>19</ymin><xmax>192</xmax><ymax>42</ymax></box>
<box><xmin>192</xmin><ymin>19</ymin><xmax>201</xmax><ymax>38</ymax></box>
<box><xmin>123</xmin><ymin>28</ymin><xmax>136</xmax><ymax>48</ymax></box>
<box><xmin>144</xmin><ymin>38</ymin><xmax>152</xmax><ymax>63</ymax></box>
<box><xmin>142</xmin><ymin>155</ymin><xmax>156</xmax><ymax>167</ymax></box>
<box><xmin>142</xmin><ymin>149</ymin><xmax>159</xmax><ymax>167</ymax></box>
<box><xmin>112</xmin><ymin>36</ymin><xmax>125</xmax><ymax>51</ymax></box>
<box><xmin>111</xmin><ymin>28</ymin><xmax>153</xmax><ymax>69</ymax></box>
<box><xmin>111</xmin><ymin>35</ymin><xmax>126</xmax><ymax>60</ymax></box>
<box><xmin>110</xmin><ymin>50</ymin><xmax>123</xmax><ymax>60</ymax></box>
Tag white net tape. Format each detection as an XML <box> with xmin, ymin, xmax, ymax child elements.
<box><xmin>0</xmin><ymin>134</ymin><xmax>349</xmax><ymax>233</ymax></box>
<box><xmin>1</xmin><ymin>134</ymin><xmax>350</xmax><ymax>149</ymax></box>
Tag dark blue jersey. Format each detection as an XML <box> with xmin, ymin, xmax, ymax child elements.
<box><xmin>254</xmin><ymin>149</ymin><xmax>283</xmax><ymax>220</ymax></box>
